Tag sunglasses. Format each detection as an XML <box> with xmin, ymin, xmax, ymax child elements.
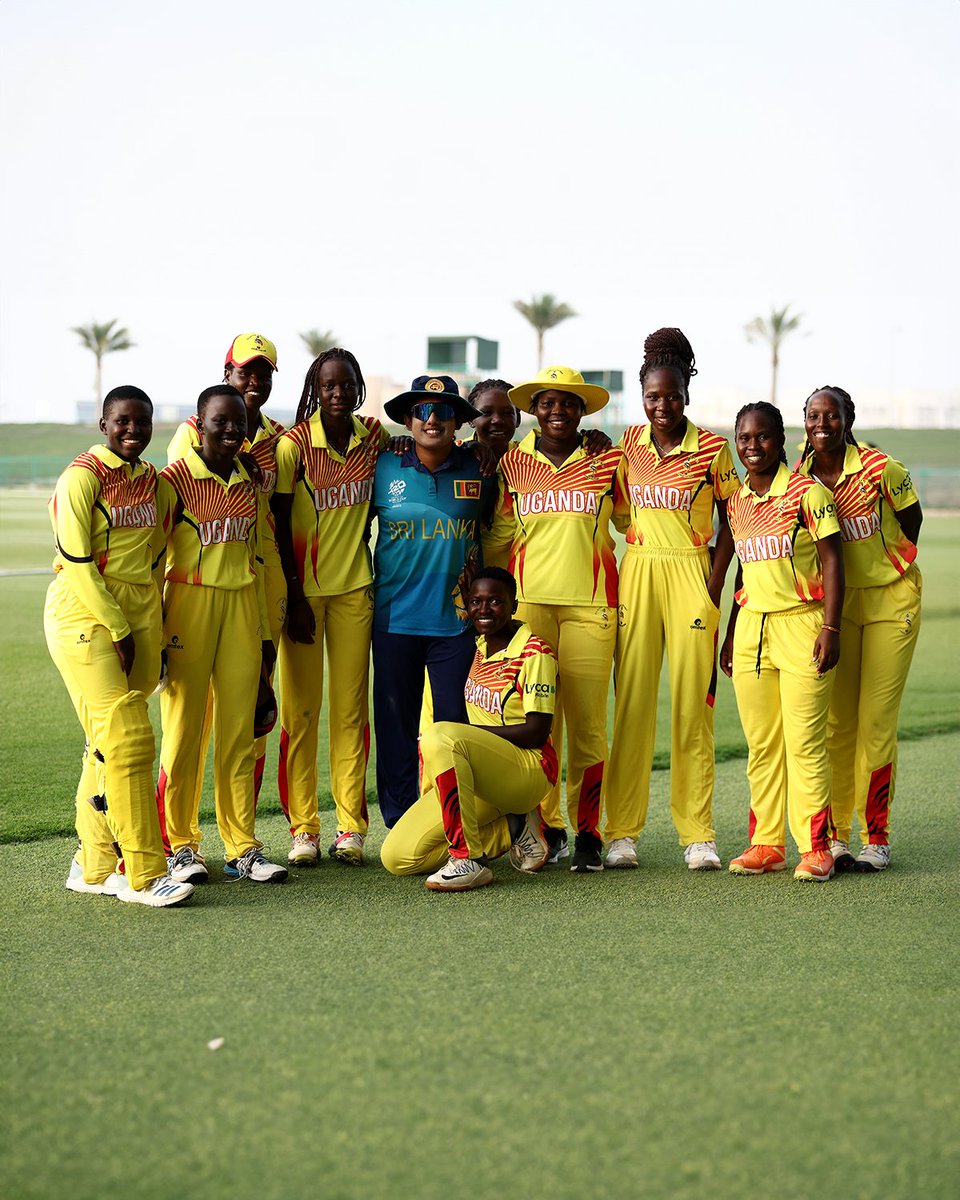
<box><xmin>411</xmin><ymin>401</ymin><xmax>456</xmax><ymax>422</ymax></box>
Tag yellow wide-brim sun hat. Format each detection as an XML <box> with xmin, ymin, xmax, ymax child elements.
<box><xmin>508</xmin><ymin>366</ymin><xmax>609</xmax><ymax>415</ymax></box>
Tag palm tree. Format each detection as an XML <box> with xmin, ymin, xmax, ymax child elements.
<box><xmin>72</xmin><ymin>319</ymin><xmax>134</xmax><ymax>405</ymax></box>
<box><xmin>300</xmin><ymin>329</ymin><xmax>338</xmax><ymax>358</ymax></box>
<box><xmin>513</xmin><ymin>294</ymin><xmax>577</xmax><ymax>370</ymax></box>
<box><xmin>744</xmin><ymin>304</ymin><xmax>803</xmax><ymax>407</ymax></box>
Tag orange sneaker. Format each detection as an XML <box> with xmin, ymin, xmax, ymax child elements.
<box><xmin>728</xmin><ymin>844</ymin><xmax>787</xmax><ymax>875</ymax></box>
<box><xmin>794</xmin><ymin>849</ymin><xmax>835</xmax><ymax>882</ymax></box>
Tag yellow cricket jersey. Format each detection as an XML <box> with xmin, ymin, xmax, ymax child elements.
<box><xmin>167</xmin><ymin>413</ymin><xmax>285</xmax><ymax>568</ymax></box>
<box><xmin>157</xmin><ymin>452</ymin><xmax>268</xmax><ymax>631</ymax></box>
<box><xmin>797</xmin><ymin>444</ymin><xmax>919</xmax><ymax>588</ymax></box>
<box><xmin>274</xmin><ymin>413</ymin><xmax>388</xmax><ymax>596</ymax></box>
<box><xmin>486</xmin><ymin>432</ymin><xmax>624</xmax><ymax>606</ymax></box>
<box><xmin>728</xmin><ymin>463</ymin><xmax>840</xmax><ymax>613</ymax></box>
<box><xmin>616</xmin><ymin>422</ymin><xmax>740</xmax><ymax>547</ymax></box>
<box><xmin>48</xmin><ymin>444</ymin><xmax>160</xmax><ymax>640</ymax></box>
<box><xmin>464</xmin><ymin>621</ymin><xmax>560</xmax><ymax>783</ymax></box>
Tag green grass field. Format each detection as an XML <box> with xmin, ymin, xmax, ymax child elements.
<box><xmin>2</xmin><ymin>465</ymin><xmax>959</xmax><ymax>1198</ymax></box>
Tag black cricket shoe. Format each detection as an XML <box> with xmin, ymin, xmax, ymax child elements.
<box><xmin>570</xmin><ymin>831</ymin><xmax>604</xmax><ymax>873</ymax></box>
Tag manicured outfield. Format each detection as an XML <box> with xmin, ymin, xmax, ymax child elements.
<box><xmin>2</xmin><ymin>734</ymin><xmax>958</xmax><ymax>1199</ymax></box>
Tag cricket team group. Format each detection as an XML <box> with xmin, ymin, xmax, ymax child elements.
<box><xmin>45</xmin><ymin>326</ymin><xmax>923</xmax><ymax>906</ymax></box>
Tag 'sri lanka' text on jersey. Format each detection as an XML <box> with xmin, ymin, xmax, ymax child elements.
<box><xmin>616</xmin><ymin>423</ymin><xmax>740</xmax><ymax>548</ymax></box>
<box><xmin>48</xmin><ymin>444</ymin><xmax>162</xmax><ymax>639</ymax></box>
<box><xmin>727</xmin><ymin>464</ymin><xmax>840</xmax><ymax>614</ymax></box>
<box><xmin>167</xmin><ymin>413</ymin><xmax>285</xmax><ymax>568</ymax></box>
<box><xmin>372</xmin><ymin>444</ymin><xmax>496</xmax><ymax>636</ymax></box>
<box><xmin>486</xmin><ymin>432</ymin><xmax>624</xmax><ymax>607</ymax></box>
<box><xmin>797</xmin><ymin>444</ymin><xmax>919</xmax><ymax>589</ymax></box>
<box><xmin>274</xmin><ymin>413</ymin><xmax>387</xmax><ymax>597</ymax></box>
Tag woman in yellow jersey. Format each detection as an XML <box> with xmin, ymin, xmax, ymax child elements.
<box><xmin>272</xmin><ymin>348</ymin><xmax>387</xmax><ymax>867</ymax></box>
<box><xmin>604</xmin><ymin>329</ymin><xmax>738</xmax><ymax>871</ymax></box>
<box><xmin>381</xmin><ymin>568</ymin><xmax>558</xmax><ymax>890</ymax></box>
<box><xmin>798</xmin><ymin>386</ymin><xmax>922</xmax><ymax>873</ymax></box>
<box><xmin>44</xmin><ymin>386</ymin><xmax>193</xmax><ymax>907</ymax></box>
<box><xmin>487</xmin><ymin>366</ymin><xmax>624</xmax><ymax>873</ymax></box>
<box><xmin>156</xmin><ymin>385</ymin><xmax>287</xmax><ymax>884</ymax></box>
<box><xmin>719</xmin><ymin>401</ymin><xmax>844</xmax><ymax>883</ymax></box>
<box><xmin>166</xmin><ymin>333</ymin><xmax>285</xmax><ymax>800</ymax></box>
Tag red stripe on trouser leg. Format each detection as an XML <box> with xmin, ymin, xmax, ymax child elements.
<box><xmin>577</xmin><ymin>761</ymin><xmax>603</xmax><ymax>835</ymax></box>
<box><xmin>748</xmin><ymin>806</ymin><xmax>757</xmax><ymax>843</ymax></box>
<box><xmin>866</xmin><ymin>762</ymin><xmax>892</xmax><ymax>844</ymax></box>
<box><xmin>155</xmin><ymin>766</ymin><xmax>172</xmax><ymax>856</ymax></box>
<box><xmin>253</xmin><ymin>752</ymin><xmax>265</xmax><ymax>806</ymax></box>
<box><xmin>418</xmin><ymin>736</ymin><xmax>424</xmax><ymax>791</ymax></box>
<box><xmin>277</xmin><ymin>727</ymin><xmax>292</xmax><ymax>830</ymax></box>
<box><xmin>437</xmin><ymin>766</ymin><xmax>468</xmax><ymax>858</ymax></box>
<box><xmin>540</xmin><ymin>742</ymin><xmax>559</xmax><ymax>787</ymax></box>
<box><xmin>809</xmin><ymin>806</ymin><xmax>830</xmax><ymax>853</ymax></box>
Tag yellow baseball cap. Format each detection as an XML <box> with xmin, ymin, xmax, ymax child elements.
<box><xmin>225</xmin><ymin>333</ymin><xmax>278</xmax><ymax>371</ymax></box>
<box><xmin>509</xmin><ymin>366</ymin><xmax>608</xmax><ymax>415</ymax></box>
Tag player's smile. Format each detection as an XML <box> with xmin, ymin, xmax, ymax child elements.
<box><xmin>736</xmin><ymin>411</ymin><xmax>783</xmax><ymax>482</ymax></box>
<box><xmin>642</xmin><ymin>366</ymin><xmax>687</xmax><ymax>442</ymax></box>
<box><xmin>100</xmin><ymin>398</ymin><xmax>153</xmax><ymax>462</ymax></box>
<box><xmin>471</xmin><ymin>391</ymin><xmax>517</xmax><ymax>453</ymax></box>
<box><xmin>805</xmin><ymin>393</ymin><xmax>846</xmax><ymax>454</ymax></box>
<box><xmin>318</xmin><ymin>359</ymin><xmax>360</xmax><ymax>419</ymax></box>
<box><xmin>468</xmin><ymin>578</ymin><xmax>515</xmax><ymax>645</ymax></box>
<box><xmin>534</xmin><ymin>390</ymin><xmax>584</xmax><ymax>444</ymax></box>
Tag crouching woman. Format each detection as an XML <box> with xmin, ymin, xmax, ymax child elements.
<box><xmin>381</xmin><ymin>568</ymin><xmax>559</xmax><ymax>891</ymax></box>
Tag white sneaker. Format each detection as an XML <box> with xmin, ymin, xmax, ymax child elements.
<box><xmin>829</xmin><ymin>839</ymin><xmax>856</xmax><ymax>871</ymax></box>
<box><xmin>225</xmin><ymin>848</ymin><xmax>288</xmax><ymax>883</ymax></box>
<box><xmin>167</xmin><ymin>847</ymin><xmax>209</xmax><ymax>884</ymax></box>
<box><xmin>684</xmin><ymin>841</ymin><xmax>722</xmax><ymax>870</ymax></box>
<box><xmin>605</xmin><ymin>837</ymin><xmax>638</xmax><ymax>869</ymax></box>
<box><xmin>855</xmin><ymin>844</ymin><xmax>891</xmax><ymax>873</ymax></box>
<box><xmin>116</xmin><ymin>875</ymin><xmax>194</xmax><ymax>907</ymax></box>
<box><xmin>425</xmin><ymin>857</ymin><xmax>494</xmax><ymax>892</ymax></box>
<box><xmin>328</xmin><ymin>831</ymin><xmax>365</xmax><ymax>865</ymax></box>
<box><xmin>65</xmin><ymin>859</ymin><xmax>125</xmax><ymax>896</ymax></box>
<box><xmin>508</xmin><ymin>812</ymin><xmax>549</xmax><ymax>873</ymax></box>
<box><xmin>288</xmin><ymin>833</ymin><xmax>320</xmax><ymax>864</ymax></box>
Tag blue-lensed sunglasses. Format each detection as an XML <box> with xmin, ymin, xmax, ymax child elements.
<box><xmin>411</xmin><ymin>401</ymin><xmax>456</xmax><ymax>422</ymax></box>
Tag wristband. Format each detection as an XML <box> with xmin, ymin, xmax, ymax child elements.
<box><xmin>822</xmin><ymin>624</ymin><xmax>841</xmax><ymax>634</ymax></box>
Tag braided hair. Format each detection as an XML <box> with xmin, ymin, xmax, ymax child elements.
<box><xmin>295</xmin><ymin>348</ymin><xmax>366</xmax><ymax>425</ymax></box>
<box><xmin>639</xmin><ymin>328</ymin><xmax>698</xmax><ymax>389</ymax></box>
<box><xmin>734</xmin><ymin>401</ymin><xmax>788</xmax><ymax>465</ymax></box>
<box><xmin>467</xmin><ymin>377</ymin><xmax>521</xmax><ymax>427</ymax></box>
<box><xmin>799</xmin><ymin>385</ymin><xmax>858</xmax><ymax>461</ymax></box>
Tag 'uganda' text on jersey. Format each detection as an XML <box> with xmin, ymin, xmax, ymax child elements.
<box><xmin>157</xmin><ymin>452</ymin><xmax>261</xmax><ymax>592</ymax></box>
<box><xmin>167</xmin><ymin>413</ymin><xmax>285</xmax><ymax>568</ymax></box>
<box><xmin>275</xmin><ymin>413</ymin><xmax>387</xmax><ymax>596</ymax></box>
<box><xmin>48</xmin><ymin>444</ymin><xmax>160</xmax><ymax>639</ymax></box>
<box><xmin>487</xmin><ymin>432</ymin><xmax>624</xmax><ymax>606</ymax></box>
<box><xmin>797</xmin><ymin>444</ymin><xmax>918</xmax><ymax>589</ymax></box>
<box><xmin>465</xmin><ymin>621</ymin><xmax>559</xmax><ymax>784</ymax></box>
<box><xmin>728</xmin><ymin>463</ymin><xmax>840</xmax><ymax>614</ymax></box>
<box><xmin>616</xmin><ymin>422</ymin><xmax>739</xmax><ymax>547</ymax></box>
<box><xmin>372</xmin><ymin>444</ymin><xmax>496</xmax><ymax>636</ymax></box>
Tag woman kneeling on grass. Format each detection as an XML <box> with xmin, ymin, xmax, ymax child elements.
<box><xmin>381</xmin><ymin>568</ymin><xmax>559</xmax><ymax>891</ymax></box>
<box><xmin>719</xmin><ymin>402</ymin><xmax>844</xmax><ymax>883</ymax></box>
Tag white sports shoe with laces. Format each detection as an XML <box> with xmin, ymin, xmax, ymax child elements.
<box><xmin>605</xmin><ymin>838</ymin><xmax>638</xmax><ymax>869</ymax></box>
<box><xmin>684</xmin><ymin>841</ymin><xmax>722</xmax><ymax>870</ymax></box>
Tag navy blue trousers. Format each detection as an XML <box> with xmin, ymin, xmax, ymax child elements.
<box><xmin>372</xmin><ymin>628</ymin><xmax>477</xmax><ymax>827</ymax></box>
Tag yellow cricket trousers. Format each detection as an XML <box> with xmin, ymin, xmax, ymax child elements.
<box><xmin>44</xmin><ymin>576</ymin><xmax>167</xmax><ymax>890</ymax></box>
<box><xmin>516</xmin><ymin>602</ymin><xmax>616</xmax><ymax>837</ymax></box>
<box><xmin>157</xmin><ymin>582</ymin><xmax>261</xmax><ymax>862</ymax></box>
<box><xmin>605</xmin><ymin>544</ymin><xmax>720</xmax><ymax>845</ymax></box>
<box><xmin>188</xmin><ymin>562</ymin><xmax>285</xmax><ymax>809</ymax></box>
<box><xmin>828</xmin><ymin>566</ymin><xmax>922</xmax><ymax>846</ymax></box>
<box><xmin>277</xmin><ymin>586</ymin><xmax>373</xmax><ymax>838</ymax></box>
<box><xmin>381</xmin><ymin>721</ymin><xmax>552</xmax><ymax>873</ymax></box>
<box><xmin>732</xmin><ymin>604</ymin><xmax>835</xmax><ymax>854</ymax></box>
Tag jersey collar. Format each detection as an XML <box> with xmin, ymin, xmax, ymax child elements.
<box><xmin>183</xmin><ymin>446</ymin><xmax>248</xmax><ymax>486</ymax></box>
<box><xmin>739</xmin><ymin>461</ymin><xmax>792</xmax><ymax>504</ymax></box>
<box><xmin>524</xmin><ymin>428</ymin><xmax>585</xmax><ymax>469</ymax></box>
<box><xmin>310</xmin><ymin>412</ymin><xmax>372</xmax><ymax>457</ymax></box>
<box><xmin>476</xmin><ymin>620</ymin><xmax>532</xmax><ymax>662</ymax></box>
<box><xmin>797</xmin><ymin>442</ymin><xmax>863</xmax><ymax>487</ymax></box>
<box><xmin>91</xmin><ymin>444</ymin><xmax>150</xmax><ymax>474</ymax></box>
<box><xmin>638</xmin><ymin>419</ymin><xmax>699</xmax><ymax>456</ymax></box>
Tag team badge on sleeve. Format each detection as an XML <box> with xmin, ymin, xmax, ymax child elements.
<box><xmin>454</xmin><ymin>480</ymin><xmax>482</xmax><ymax>500</ymax></box>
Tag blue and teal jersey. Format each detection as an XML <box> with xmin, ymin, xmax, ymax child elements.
<box><xmin>372</xmin><ymin>445</ymin><xmax>496</xmax><ymax>636</ymax></box>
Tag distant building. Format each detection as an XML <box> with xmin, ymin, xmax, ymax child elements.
<box><xmin>582</xmin><ymin>370</ymin><xmax>624</xmax><ymax>427</ymax></box>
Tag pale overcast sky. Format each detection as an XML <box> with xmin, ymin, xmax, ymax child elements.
<box><xmin>1</xmin><ymin>0</ymin><xmax>957</xmax><ymax>424</ymax></box>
